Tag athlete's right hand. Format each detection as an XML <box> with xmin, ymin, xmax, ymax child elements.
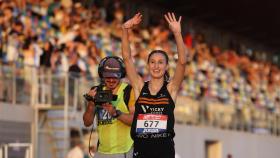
<box><xmin>122</xmin><ymin>12</ymin><xmax>142</xmax><ymax>29</ymax></box>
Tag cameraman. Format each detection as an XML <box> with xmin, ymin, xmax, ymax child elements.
<box><xmin>83</xmin><ymin>56</ymin><xmax>135</xmax><ymax>158</ymax></box>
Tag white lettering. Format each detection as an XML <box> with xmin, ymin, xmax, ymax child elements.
<box><xmin>150</xmin><ymin>107</ymin><xmax>164</xmax><ymax>112</ymax></box>
<box><xmin>150</xmin><ymin>133</ymin><xmax>170</xmax><ymax>138</ymax></box>
<box><xmin>137</xmin><ymin>134</ymin><xmax>149</xmax><ymax>138</ymax></box>
<box><xmin>143</xmin><ymin>129</ymin><xmax>159</xmax><ymax>133</ymax></box>
<box><xmin>105</xmin><ymin>66</ymin><xmax>120</xmax><ymax>71</ymax></box>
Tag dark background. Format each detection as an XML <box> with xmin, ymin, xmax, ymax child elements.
<box><xmin>135</xmin><ymin>0</ymin><xmax>280</xmax><ymax>51</ymax></box>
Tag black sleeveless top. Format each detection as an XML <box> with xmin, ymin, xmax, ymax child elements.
<box><xmin>131</xmin><ymin>81</ymin><xmax>175</xmax><ymax>141</ymax></box>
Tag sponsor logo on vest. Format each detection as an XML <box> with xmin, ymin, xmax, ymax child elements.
<box><xmin>136</xmin><ymin>134</ymin><xmax>149</xmax><ymax>139</ymax></box>
<box><xmin>158</xmin><ymin>93</ymin><xmax>166</xmax><ymax>98</ymax></box>
<box><xmin>133</xmin><ymin>152</ymin><xmax>139</xmax><ymax>156</ymax></box>
<box><xmin>141</xmin><ymin>105</ymin><xmax>164</xmax><ymax>114</ymax></box>
<box><xmin>141</xmin><ymin>105</ymin><xmax>149</xmax><ymax>113</ymax></box>
<box><xmin>142</xmin><ymin>92</ymin><xmax>148</xmax><ymax>95</ymax></box>
<box><xmin>150</xmin><ymin>107</ymin><xmax>164</xmax><ymax>112</ymax></box>
<box><xmin>143</xmin><ymin>128</ymin><xmax>159</xmax><ymax>133</ymax></box>
<box><xmin>136</xmin><ymin>133</ymin><xmax>170</xmax><ymax>139</ymax></box>
<box><xmin>150</xmin><ymin>133</ymin><xmax>170</xmax><ymax>138</ymax></box>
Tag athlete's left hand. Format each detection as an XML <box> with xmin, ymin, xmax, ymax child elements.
<box><xmin>164</xmin><ymin>12</ymin><xmax>182</xmax><ymax>34</ymax></box>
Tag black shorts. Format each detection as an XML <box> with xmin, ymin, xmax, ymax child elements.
<box><xmin>133</xmin><ymin>139</ymin><xmax>175</xmax><ymax>158</ymax></box>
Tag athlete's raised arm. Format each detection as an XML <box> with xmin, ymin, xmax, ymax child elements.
<box><xmin>165</xmin><ymin>12</ymin><xmax>187</xmax><ymax>99</ymax></box>
<box><xmin>121</xmin><ymin>13</ymin><xmax>144</xmax><ymax>96</ymax></box>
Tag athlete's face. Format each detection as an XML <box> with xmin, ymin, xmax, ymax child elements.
<box><xmin>148</xmin><ymin>53</ymin><xmax>168</xmax><ymax>79</ymax></box>
<box><xmin>104</xmin><ymin>77</ymin><xmax>120</xmax><ymax>90</ymax></box>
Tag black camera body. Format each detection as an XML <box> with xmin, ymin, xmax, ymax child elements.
<box><xmin>83</xmin><ymin>88</ymin><xmax>117</xmax><ymax>105</ymax></box>
<box><xmin>95</xmin><ymin>90</ymin><xmax>117</xmax><ymax>104</ymax></box>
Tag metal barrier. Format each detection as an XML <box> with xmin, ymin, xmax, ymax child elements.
<box><xmin>175</xmin><ymin>96</ymin><xmax>280</xmax><ymax>136</ymax></box>
<box><xmin>0</xmin><ymin>64</ymin><xmax>97</xmax><ymax>107</ymax></box>
<box><xmin>0</xmin><ymin>143</ymin><xmax>33</xmax><ymax>158</ymax></box>
<box><xmin>0</xmin><ymin>146</ymin><xmax>3</xmax><ymax>158</ymax></box>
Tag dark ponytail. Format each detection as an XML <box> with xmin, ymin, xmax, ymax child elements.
<box><xmin>164</xmin><ymin>71</ymin><xmax>170</xmax><ymax>82</ymax></box>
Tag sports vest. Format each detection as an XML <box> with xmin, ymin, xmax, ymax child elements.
<box><xmin>131</xmin><ymin>81</ymin><xmax>175</xmax><ymax>141</ymax></box>
<box><xmin>96</xmin><ymin>82</ymin><xmax>133</xmax><ymax>154</ymax></box>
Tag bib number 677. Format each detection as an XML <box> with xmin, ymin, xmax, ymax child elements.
<box><xmin>144</xmin><ymin>120</ymin><xmax>159</xmax><ymax>127</ymax></box>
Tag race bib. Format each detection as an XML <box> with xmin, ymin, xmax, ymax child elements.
<box><xmin>136</xmin><ymin>114</ymin><xmax>167</xmax><ymax>134</ymax></box>
<box><xmin>97</xmin><ymin>109</ymin><xmax>113</xmax><ymax>125</ymax></box>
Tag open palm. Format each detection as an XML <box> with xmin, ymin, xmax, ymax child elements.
<box><xmin>164</xmin><ymin>12</ymin><xmax>182</xmax><ymax>34</ymax></box>
<box><xmin>123</xmin><ymin>13</ymin><xmax>142</xmax><ymax>29</ymax></box>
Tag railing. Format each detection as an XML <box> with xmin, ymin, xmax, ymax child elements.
<box><xmin>0</xmin><ymin>64</ymin><xmax>280</xmax><ymax>137</ymax></box>
<box><xmin>175</xmin><ymin>96</ymin><xmax>280</xmax><ymax>136</ymax></box>
<box><xmin>0</xmin><ymin>64</ymin><xmax>98</xmax><ymax>158</ymax></box>
<box><xmin>0</xmin><ymin>64</ymin><xmax>98</xmax><ymax>107</ymax></box>
<box><xmin>0</xmin><ymin>143</ymin><xmax>33</xmax><ymax>158</ymax></box>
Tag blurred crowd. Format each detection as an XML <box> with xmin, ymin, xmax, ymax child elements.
<box><xmin>1</xmin><ymin>0</ymin><xmax>280</xmax><ymax>115</ymax></box>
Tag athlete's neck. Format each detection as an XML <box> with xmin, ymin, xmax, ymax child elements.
<box><xmin>149</xmin><ymin>79</ymin><xmax>164</xmax><ymax>95</ymax></box>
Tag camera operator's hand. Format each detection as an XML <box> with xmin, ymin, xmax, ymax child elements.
<box><xmin>102</xmin><ymin>103</ymin><xmax>117</xmax><ymax>117</ymax></box>
<box><xmin>88</xmin><ymin>88</ymin><xmax>97</xmax><ymax>100</ymax></box>
<box><xmin>83</xmin><ymin>87</ymin><xmax>97</xmax><ymax>103</ymax></box>
<box><xmin>83</xmin><ymin>87</ymin><xmax>97</xmax><ymax>127</ymax></box>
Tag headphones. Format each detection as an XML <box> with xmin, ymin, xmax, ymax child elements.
<box><xmin>98</xmin><ymin>56</ymin><xmax>126</xmax><ymax>78</ymax></box>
